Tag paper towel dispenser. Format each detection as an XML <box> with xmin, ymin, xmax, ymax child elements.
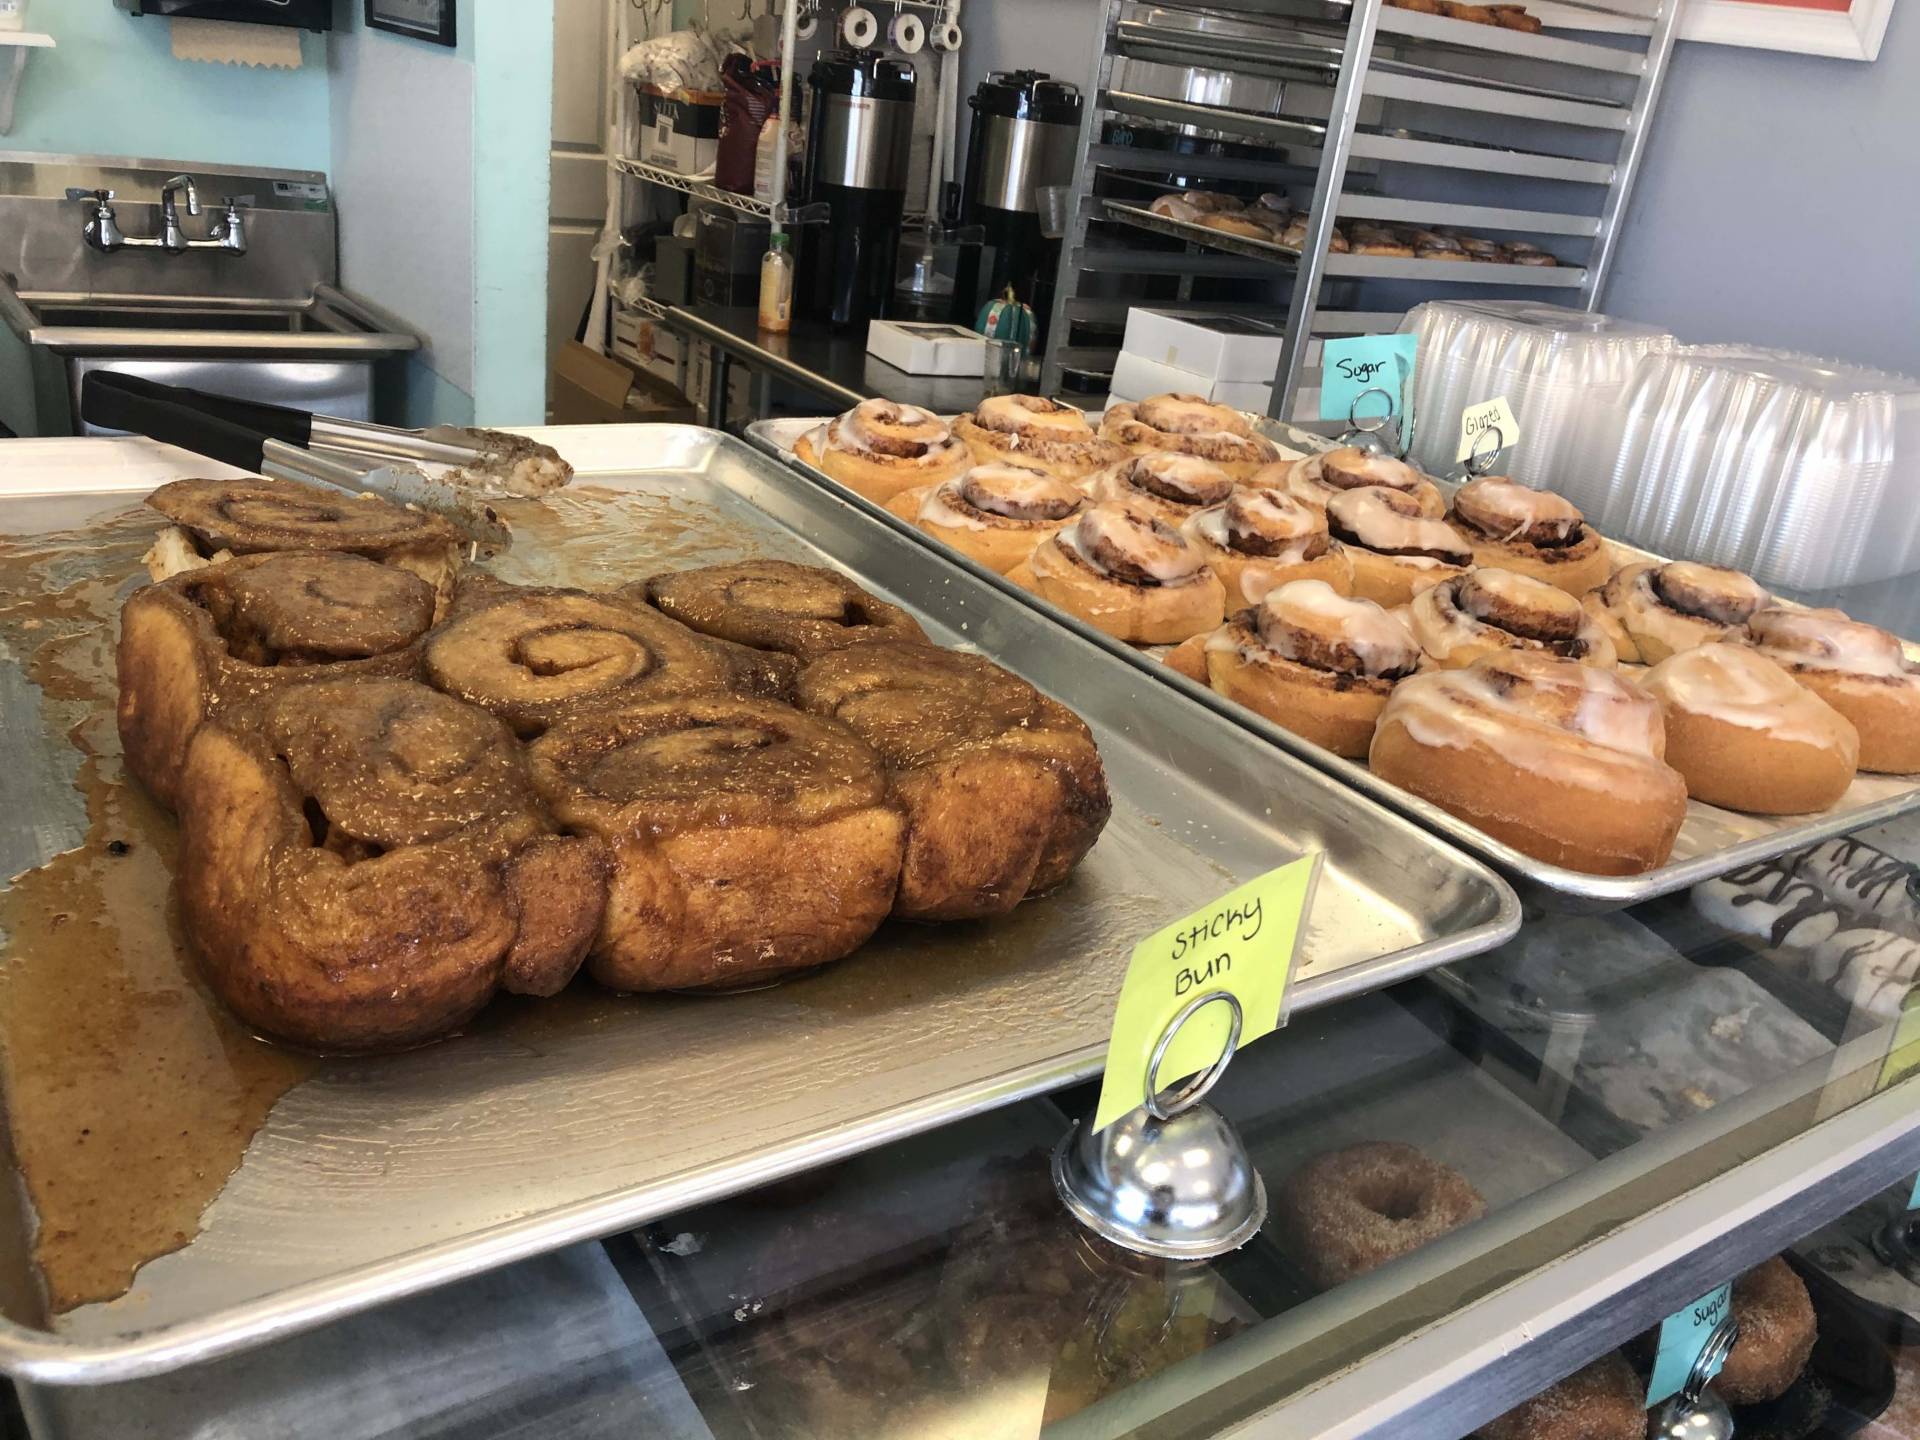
<box><xmin>127</xmin><ymin>0</ymin><xmax>333</xmax><ymax>30</ymax></box>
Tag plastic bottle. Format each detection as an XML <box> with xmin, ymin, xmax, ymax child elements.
<box><xmin>758</xmin><ymin>231</ymin><xmax>793</xmax><ymax>334</ymax></box>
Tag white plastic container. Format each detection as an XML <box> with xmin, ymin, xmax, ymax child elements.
<box><xmin>1401</xmin><ymin>300</ymin><xmax>1675</xmax><ymax>491</ymax></box>
<box><xmin>1575</xmin><ymin>346</ymin><xmax>1920</xmax><ymax>591</ymax></box>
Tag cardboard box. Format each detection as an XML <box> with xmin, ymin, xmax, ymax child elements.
<box><xmin>866</xmin><ymin>319</ymin><xmax>989</xmax><ymax>377</ymax></box>
<box><xmin>550</xmin><ymin>341</ymin><xmax>695</xmax><ymax>426</ymax></box>
<box><xmin>1119</xmin><ymin>310</ymin><xmax>1289</xmax><ymax>383</ymax></box>
<box><xmin>642</xmin><ymin>87</ymin><xmax>723</xmax><ymax>176</ymax></box>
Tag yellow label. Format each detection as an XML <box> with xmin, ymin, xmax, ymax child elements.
<box><xmin>1092</xmin><ymin>854</ymin><xmax>1321</xmax><ymax>1133</ymax></box>
<box><xmin>1455</xmin><ymin>396</ymin><xmax>1522</xmax><ymax>464</ymax></box>
<box><xmin>1876</xmin><ymin>988</ymin><xmax>1920</xmax><ymax>1092</ymax></box>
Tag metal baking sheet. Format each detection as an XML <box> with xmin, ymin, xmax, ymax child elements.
<box><xmin>749</xmin><ymin>419</ymin><xmax>1920</xmax><ymax>913</ymax></box>
<box><xmin>0</xmin><ymin>425</ymin><xmax>1518</xmax><ymax>1384</ymax></box>
<box><xmin>1101</xmin><ymin>200</ymin><xmax>1588</xmax><ymax>287</ymax></box>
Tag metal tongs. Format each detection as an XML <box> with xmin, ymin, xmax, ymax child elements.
<box><xmin>79</xmin><ymin>371</ymin><xmax>512</xmax><ymax>552</ymax></box>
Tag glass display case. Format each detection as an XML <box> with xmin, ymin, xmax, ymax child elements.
<box><xmin>14</xmin><ymin>812</ymin><xmax>1920</xmax><ymax>1440</ymax></box>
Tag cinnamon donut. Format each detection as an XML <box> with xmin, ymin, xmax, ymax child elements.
<box><xmin>1446</xmin><ymin>477</ymin><xmax>1612</xmax><ymax>596</ymax></box>
<box><xmin>1584</xmin><ymin>561</ymin><xmax>1773</xmax><ymax>665</ymax></box>
<box><xmin>885</xmin><ymin>463</ymin><xmax>1088</xmax><ymax>575</ymax></box>
<box><xmin>177</xmin><ymin>679</ymin><xmax>611</xmax><ymax>1051</ymax></box>
<box><xmin>1643</xmin><ymin>644</ymin><xmax>1859</xmax><ymax>813</ymax></box>
<box><xmin>1746</xmin><ymin>608</ymin><xmax>1920</xmax><ymax>773</ymax></box>
<box><xmin>1276</xmin><ymin>1141</ymin><xmax>1487</xmax><ymax>1290</ymax></box>
<box><xmin>1282</xmin><ymin>447</ymin><xmax>1447</xmax><ymax>518</ymax></box>
<box><xmin>1203</xmin><ymin>580</ymin><xmax>1422</xmax><ymax>758</ymax></box>
<box><xmin>144</xmin><ymin>476</ymin><xmax>463</xmax><ymax>613</ymax></box>
<box><xmin>1099</xmin><ymin>393</ymin><xmax>1281</xmax><ymax>479</ymax></box>
<box><xmin>1007</xmin><ymin>502</ymin><xmax>1226</xmax><ymax>644</ymax></box>
<box><xmin>952</xmin><ymin>395</ymin><xmax>1128</xmax><ymax>482</ymax></box>
<box><xmin>423</xmin><ymin>584</ymin><xmax>758</xmax><ymax>737</ymax></box>
<box><xmin>528</xmin><ymin>695</ymin><xmax>906</xmax><ymax>992</ymax></box>
<box><xmin>795</xmin><ymin>398</ymin><xmax>974</xmax><ymax>504</ymax></box>
<box><xmin>1406</xmin><ymin>569</ymin><xmax>1619</xmax><ymax>671</ymax></box>
<box><xmin>118</xmin><ymin>552</ymin><xmax>435</xmax><ymax>810</ymax></box>
<box><xmin>1712</xmin><ymin>1257</ymin><xmax>1818</xmax><ymax>1405</ymax></box>
<box><xmin>1370</xmin><ymin>652</ymin><xmax>1690</xmax><ymax>874</ymax></box>
<box><xmin>1325</xmin><ymin>486</ymin><xmax>1475</xmax><ymax>607</ymax></box>
<box><xmin>1183</xmin><ymin>487</ymin><xmax>1355</xmax><ymax>606</ymax></box>
<box><xmin>794</xmin><ymin>641</ymin><xmax>1110</xmax><ymax>920</ymax></box>
<box><xmin>645</xmin><ymin>560</ymin><xmax>929</xmax><ymax>662</ymax></box>
<box><xmin>1085</xmin><ymin>452</ymin><xmax>1238</xmax><ymax>527</ymax></box>
<box><xmin>1477</xmin><ymin>1353</ymin><xmax>1644</xmax><ymax>1440</ymax></box>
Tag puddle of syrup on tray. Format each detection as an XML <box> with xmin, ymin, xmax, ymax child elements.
<box><xmin>0</xmin><ymin>487</ymin><xmax>770</xmax><ymax>1317</ymax></box>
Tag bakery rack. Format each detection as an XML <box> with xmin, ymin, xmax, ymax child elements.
<box><xmin>1037</xmin><ymin>0</ymin><xmax>1682</xmax><ymax>416</ymax></box>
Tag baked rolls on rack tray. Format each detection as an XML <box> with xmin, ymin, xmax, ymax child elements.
<box><xmin>1084</xmin><ymin>452</ymin><xmax>1239</xmax><ymax>527</ymax></box>
<box><xmin>1282</xmin><ymin>446</ymin><xmax>1448</xmax><ymax>518</ymax></box>
<box><xmin>1182</xmin><ymin>486</ymin><xmax>1354</xmax><ymax>606</ymax></box>
<box><xmin>1584</xmin><ymin>559</ymin><xmax>1772</xmax><ymax>665</ymax></box>
<box><xmin>1009</xmin><ymin>502</ymin><xmax>1227</xmax><ymax>645</ymax></box>
<box><xmin>115</xmin><ymin>477</ymin><xmax>1114</xmax><ymax>1048</ymax></box>
<box><xmin>1098</xmin><ymin>393</ymin><xmax>1282</xmax><ymax>480</ymax></box>
<box><xmin>1445</xmin><ymin>476</ymin><xmax>1611</xmax><ymax>597</ymax></box>
<box><xmin>1406</xmin><ymin>569</ymin><xmax>1618</xmax><ymax>671</ymax></box>
<box><xmin>951</xmin><ymin>395</ymin><xmax>1128</xmax><ymax>482</ymax></box>
<box><xmin>886</xmin><ymin>463</ymin><xmax>1090</xmax><ymax>576</ymax></box>
<box><xmin>794</xmin><ymin>398</ymin><xmax>974</xmax><ymax>504</ymax></box>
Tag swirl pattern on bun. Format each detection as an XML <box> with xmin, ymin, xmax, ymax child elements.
<box><xmin>1406</xmin><ymin>569</ymin><xmax>1618</xmax><ymax>671</ymax></box>
<box><xmin>1324</xmin><ymin>486</ymin><xmax>1474</xmax><ymax>607</ymax></box>
<box><xmin>795</xmin><ymin>399</ymin><xmax>974</xmax><ymax>503</ymax></box>
<box><xmin>1746</xmin><ymin>608</ymin><xmax>1920</xmax><ymax>774</ymax></box>
<box><xmin>1183</xmin><ymin>487</ymin><xmax>1354</xmax><ymax>605</ymax></box>
<box><xmin>1085</xmin><ymin>452</ymin><xmax>1238</xmax><ymax>527</ymax></box>
<box><xmin>1202</xmin><ymin>580</ymin><xmax>1421</xmax><ymax>758</ymax></box>
<box><xmin>1281</xmin><ymin>447</ymin><xmax>1446</xmax><ymax>518</ymax></box>
<box><xmin>1098</xmin><ymin>393</ymin><xmax>1281</xmax><ymax>478</ymax></box>
<box><xmin>1583</xmin><ymin>560</ymin><xmax>1771</xmax><ymax>665</ymax></box>
<box><xmin>1009</xmin><ymin>502</ymin><xmax>1226</xmax><ymax>644</ymax></box>
<box><xmin>886</xmin><ymin>463</ymin><xmax>1089</xmax><ymax>575</ymax></box>
<box><xmin>952</xmin><ymin>395</ymin><xmax>1128</xmax><ymax>481</ymax></box>
<box><xmin>1445</xmin><ymin>476</ymin><xmax>1611</xmax><ymax>596</ymax></box>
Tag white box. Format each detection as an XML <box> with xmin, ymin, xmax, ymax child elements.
<box><xmin>1119</xmin><ymin>310</ymin><xmax>1290</xmax><ymax>384</ymax></box>
<box><xmin>1109</xmin><ymin>350</ymin><xmax>1214</xmax><ymax>405</ymax></box>
<box><xmin>866</xmin><ymin>320</ymin><xmax>989</xmax><ymax>378</ymax></box>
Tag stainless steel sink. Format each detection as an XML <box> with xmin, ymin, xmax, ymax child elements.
<box><xmin>1</xmin><ymin>281</ymin><xmax>420</xmax><ymax>358</ymax></box>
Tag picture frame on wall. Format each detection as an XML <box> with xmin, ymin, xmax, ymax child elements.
<box><xmin>1678</xmin><ymin>0</ymin><xmax>1895</xmax><ymax>59</ymax></box>
<box><xmin>365</xmin><ymin>0</ymin><xmax>457</xmax><ymax>47</ymax></box>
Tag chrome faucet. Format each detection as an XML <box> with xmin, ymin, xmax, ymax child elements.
<box><xmin>158</xmin><ymin>174</ymin><xmax>200</xmax><ymax>253</ymax></box>
<box><xmin>66</xmin><ymin>174</ymin><xmax>247</xmax><ymax>257</ymax></box>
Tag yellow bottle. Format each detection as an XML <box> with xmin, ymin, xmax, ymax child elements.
<box><xmin>758</xmin><ymin>231</ymin><xmax>793</xmax><ymax>334</ymax></box>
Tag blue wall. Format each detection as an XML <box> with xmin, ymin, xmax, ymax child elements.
<box><xmin>6</xmin><ymin>7</ymin><xmax>331</xmax><ymax>171</ymax></box>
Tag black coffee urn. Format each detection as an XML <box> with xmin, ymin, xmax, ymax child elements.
<box><xmin>800</xmin><ymin>50</ymin><xmax>917</xmax><ymax>329</ymax></box>
<box><xmin>960</xmin><ymin>71</ymin><xmax>1081</xmax><ymax>344</ymax></box>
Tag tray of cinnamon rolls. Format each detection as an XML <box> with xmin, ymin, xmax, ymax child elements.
<box><xmin>754</xmin><ymin>393</ymin><xmax>1920</xmax><ymax>912</ymax></box>
<box><xmin>0</xmin><ymin>423</ymin><xmax>1518</xmax><ymax>1380</ymax></box>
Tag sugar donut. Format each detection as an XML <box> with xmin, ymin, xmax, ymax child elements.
<box><xmin>1477</xmin><ymin>1353</ymin><xmax>1644</xmax><ymax>1440</ymax></box>
<box><xmin>1276</xmin><ymin>1140</ymin><xmax>1487</xmax><ymax>1290</ymax></box>
<box><xmin>1712</xmin><ymin>1257</ymin><xmax>1817</xmax><ymax>1405</ymax></box>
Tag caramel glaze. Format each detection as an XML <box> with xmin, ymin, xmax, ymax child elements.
<box><xmin>0</xmin><ymin>510</ymin><xmax>317</xmax><ymax>1314</ymax></box>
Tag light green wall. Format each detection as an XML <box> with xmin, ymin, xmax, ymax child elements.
<box><xmin>5</xmin><ymin>7</ymin><xmax>331</xmax><ymax>171</ymax></box>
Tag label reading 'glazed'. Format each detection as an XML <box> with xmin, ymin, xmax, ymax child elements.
<box><xmin>1092</xmin><ymin>853</ymin><xmax>1320</xmax><ymax>1133</ymax></box>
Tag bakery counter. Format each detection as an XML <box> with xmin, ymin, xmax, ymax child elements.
<box><xmin>19</xmin><ymin>813</ymin><xmax>1920</xmax><ymax>1440</ymax></box>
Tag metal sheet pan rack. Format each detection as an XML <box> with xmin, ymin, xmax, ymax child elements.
<box><xmin>1039</xmin><ymin>0</ymin><xmax>1681</xmax><ymax>413</ymax></box>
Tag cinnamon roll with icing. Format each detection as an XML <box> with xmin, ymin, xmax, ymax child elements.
<box><xmin>1098</xmin><ymin>393</ymin><xmax>1281</xmax><ymax>479</ymax></box>
<box><xmin>1085</xmin><ymin>452</ymin><xmax>1238</xmax><ymax>527</ymax></box>
<box><xmin>794</xmin><ymin>398</ymin><xmax>974</xmax><ymax>504</ymax></box>
<box><xmin>118</xmin><ymin>551</ymin><xmax>436</xmax><ymax>810</ymax></box>
<box><xmin>1182</xmin><ymin>487</ymin><xmax>1354</xmax><ymax>605</ymax></box>
<box><xmin>952</xmin><ymin>395</ymin><xmax>1128</xmax><ymax>482</ymax></box>
<box><xmin>1445</xmin><ymin>476</ymin><xmax>1611</xmax><ymax>597</ymax></box>
<box><xmin>177</xmin><ymin>679</ymin><xmax>611</xmax><ymax>1050</ymax></box>
<box><xmin>884</xmin><ymin>463</ymin><xmax>1088</xmax><ymax>575</ymax></box>
<box><xmin>528</xmin><ymin>695</ymin><xmax>906</xmax><ymax>992</ymax></box>
<box><xmin>1370</xmin><ymin>652</ymin><xmax>1688</xmax><ymax>875</ymax></box>
<box><xmin>645</xmin><ymin>560</ymin><xmax>928</xmax><ymax>662</ymax></box>
<box><xmin>1406</xmin><ymin>569</ymin><xmax>1618</xmax><ymax>671</ymax></box>
<box><xmin>1324</xmin><ymin>486</ymin><xmax>1474</xmax><ymax>607</ymax></box>
<box><xmin>143</xmin><ymin>476</ymin><xmax>463</xmax><ymax>615</ymax></box>
<box><xmin>1643</xmin><ymin>643</ymin><xmax>1860</xmax><ymax>813</ymax></box>
<box><xmin>1279</xmin><ymin>447</ymin><xmax>1446</xmax><ymax>518</ymax></box>
<box><xmin>1583</xmin><ymin>561</ymin><xmax>1771</xmax><ymax>665</ymax></box>
<box><xmin>795</xmin><ymin>641</ymin><xmax>1110</xmax><ymax>920</ymax></box>
<box><xmin>1007</xmin><ymin>502</ymin><xmax>1226</xmax><ymax>644</ymax></box>
<box><xmin>1203</xmin><ymin>580</ymin><xmax>1422</xmax><ymax>758</ymax></box>
<box><xmin>1746</xmin><ymin>608</ymin><xmax>1920</xmax><ymax>773</ymax></box>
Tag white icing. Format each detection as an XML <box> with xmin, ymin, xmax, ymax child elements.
<box><xmin>1454</xmin><ymin>477</ymin><xmax>1582</xmax><ymax>543</ymax></box>
<box><xmin>819</xmin><ymin>398</ymin><xmax>969</xmax><ymax>468</ymax></box>
<box><xmin>973</xmin><ymin>394</ymin><xmax>1090</xmax><ymax>436</ymax></box>
<box><xmin>1259</xmin><ymin>579</ymin><xmax>1420</xmax><ymax>676</ymax></box>
<box><xmin>1645</xmin><ymin>642</ymin><xmax>1853</xmax><ymax>747</ymax></box>
<box><xmin>1326</xmin><ymin>487</ymin><xmax>1471</xmax><ymax>562</ymax></box>
<box><xmin>915</xmin><ymin>482</ymin><xmax>990</xmax><ymax>531</ymax></box>
<box><xmin>1749</xmin><ymin>608</ymin><xmax>1916</xmax><ymax>679</ymax></box>
<box><xmin>1065</xmin><ymin>504</ymin><xmax>1206</xmax><ymax>583</ymax></box>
